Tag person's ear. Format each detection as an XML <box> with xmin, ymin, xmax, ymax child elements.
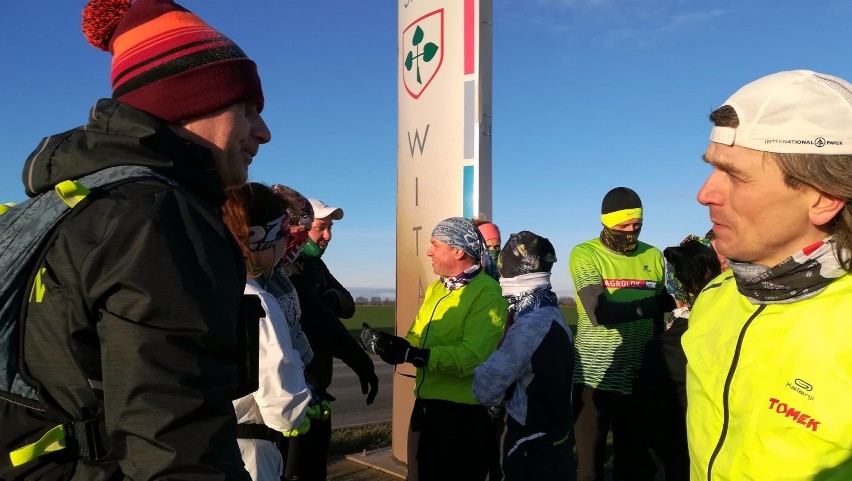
<box><xmin>809</xmin><ymin>190</ymin><xmax>846</xmax><ymax>227</ymax></box>
<box><xmin>453</xmin><ymin>248</ymin><xmax>466</xmax><ymax>260</ymax></box>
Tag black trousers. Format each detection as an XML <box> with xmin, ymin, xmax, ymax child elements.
<box><xmin>502</xmin><ymin>417</ymin><xmax>575</xmax><ymax>481</ymax></box>
<box><xmin>281</xmin><ymin>415</ymin><xmax>332</xmax><ymax>481</ymax></box>
<box><xmin>572</xmin><ymin>384</ymin><xmax>654</xmax><ymax>481</ymax></box>
<box><xmin>411</xmin><ymin>398</ymin><xmax>493</xmax><ymax>481</ymax></box>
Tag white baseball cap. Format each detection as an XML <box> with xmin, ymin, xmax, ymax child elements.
<box><xmin>710</xmin><ymin>69</ymin><xmax>852</xmax><ymax>155</ymax></box>
<box><xmin>308</xmin><ymin>198</ymin><xmax>344</xmax><ymax>220</ymax></box>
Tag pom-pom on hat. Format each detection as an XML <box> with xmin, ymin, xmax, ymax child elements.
<box><xmin>600</xmin><ymin>187</ymin><xmax>643</xmax><ymax>228</ymax></box>
<box><xmin>81</xmin><ymin>0</ymin><xmax>264</xmax><ymax>122</ymax></box>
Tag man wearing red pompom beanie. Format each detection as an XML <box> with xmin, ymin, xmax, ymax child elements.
<box><xmin>1</xmin><ymin>1</ymin><xmax>271</xmax><ymax>480</ymax></box>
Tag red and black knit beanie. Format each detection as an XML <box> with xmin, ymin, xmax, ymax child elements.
<box><xmin>82</xmin><ymin>0</ymin><xmax>264</xmax><ymax>122</ymax></box>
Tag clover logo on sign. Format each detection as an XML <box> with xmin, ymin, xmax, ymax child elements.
<box><xmin>402</xmin><ymin>9</ymin><xmax>444</xmax><ymax>99</ymax></box>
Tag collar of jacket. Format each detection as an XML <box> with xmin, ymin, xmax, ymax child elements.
<box><xmin>22</xmin><ymin>99</ymin><xmax>226</xmax><ymax>206</ymax></box>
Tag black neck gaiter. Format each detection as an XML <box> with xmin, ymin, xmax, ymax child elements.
<box><xmin>600</xmin><ymin>226</ymin><xmax>640</xmax><ymax>255</ymax></box>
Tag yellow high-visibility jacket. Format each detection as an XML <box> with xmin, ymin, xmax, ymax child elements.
<box><xmin>405</xmin><ymin>271</ymin><xmax>507</xmax><ymax>405</ymax></box>
<box><xmin>683</xmin><ymin>271</ymin><xmax>852</xmax><ymax>481</ymax></box>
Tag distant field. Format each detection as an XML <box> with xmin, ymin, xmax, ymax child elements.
<box><xmin>345</xmin><ymin>305</ymin><xmax>396</xmax><ymax>332</ymax></box>
<box><xmin>344</xmin><ymin>304</ymin><xmax>578</xmax><ymax>338</ymax></box>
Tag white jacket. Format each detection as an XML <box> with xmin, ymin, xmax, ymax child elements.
<box><xmin>233</xmin><ymin>278</ymin><xmax>312</xmax><ymax>480</ymax></box>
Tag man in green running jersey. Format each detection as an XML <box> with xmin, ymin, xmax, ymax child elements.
<box><xmin>569</xmin><ymin>187</ymin><xmax>675</xmax><ymax>481</ymax></box>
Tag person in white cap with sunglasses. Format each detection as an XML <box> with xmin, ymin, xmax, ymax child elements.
<box><xmin>684</xmin><ymin>70</ymin><xmax>852</xmax><ymax>481</ymax></box>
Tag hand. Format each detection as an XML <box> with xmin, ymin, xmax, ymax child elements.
<box><xmin>361</xmin><ymin>323</ymin><xmax>429</xmax><ymax>367</ymax></box>
<box><xmin>360</xmin><ymin>323</ymin><xmax>382</xmax><ymax>354</ymax></box>
<box><xmin>359</xmin><ymin>370</ymin><xmax>379</xmax><ymax>405</ymax></box>
<box><xmin>306</xmin><ymin>400</ymin><xmax>331</xmax><ymax>421</ymax></box>
<box><xmin>282</xmin><ymin>413</ymin><xmax>311</xmax><ymax>437</ymax></box>
<box><xmin>375</xmin><ymin>333</ymin><xmax>412</xmax><ymax>365</ymax></box>
<box><xmin>405</xmin><ymin>347</ymin><xmax>430</xmax><ymax>368</ymax></box>
<box><xmin>361</xmin><ymin>322</ymin><xmax>410</xmax><ymax>364</ymax></box>
<box><xmin>655</xmin><ymin>292</ymin><xmax>677</xmax><ymax>313</ymax></box>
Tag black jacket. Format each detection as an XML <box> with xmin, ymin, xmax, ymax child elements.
<box><xmin>633</xmin><ymin>315</ymin><xmax>689</xmax><ymax>481</ymax></box>
<box><xmin>287</xmin><ymin>256</ymin><xmax>373</xmax><ymax>397</ymax></box>
<box><xmin>20</xmin><ymin>100</ymin><xmax>250</xmax><ymax>481</ymax></box>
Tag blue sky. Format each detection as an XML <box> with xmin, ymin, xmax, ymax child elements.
<box><xmin>3</xmin><ymin>1</ymin><xmax>852</xmax><ymax>297</ymax></box>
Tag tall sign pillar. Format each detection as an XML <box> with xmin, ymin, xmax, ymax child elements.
<box><xmin>394</xmin><ymin>0</ymin><xmax>493</xmax><ymax>468</ymax></box>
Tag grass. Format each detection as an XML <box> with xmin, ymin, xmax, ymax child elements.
<box><xmin>344</xmin><ymin>305</ymin><xmax>397</xmax><ymax>333</ymax></box>
<box><xmin>329</xmin><ymin>421</ymin><xmax>392</xmax><ymax>455</ymax></box>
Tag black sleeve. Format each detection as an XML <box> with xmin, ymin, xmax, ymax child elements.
<box><xmin>577</xmin><ymin>284</ymin><xmax>663</xmax><ymax>326</ymax></box>
<box><xmin>662</xmin><ymin>319</ymin><xmax>689</xmax><ymax>412</ymax></box>
<box><xmin>310</xmin><ymin>259</ymin><xmax>356</xmax><ymax>319</ymax></box>
<box><xmin>290</xmin><ymin>273</ymin><xmax>374</xmax><ymax>377</ymax></box>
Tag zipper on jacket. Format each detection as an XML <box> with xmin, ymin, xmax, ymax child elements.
<box><xmin>413</xmin><ymin>292</ymin><xmax>451</xmax><ymax>398</ymax></box>
<box><xmin>707</xmin><ymin>304</ymin><xmax>766</xmax><ymax>480</ymax></box>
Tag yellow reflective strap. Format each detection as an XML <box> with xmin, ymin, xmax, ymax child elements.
<box><xmin>0</xmin><ymin>202</ymin><xmax>16</xmax><ymax>215</ymax></box>
<box><xmin>9</xmin><ymin>424</ymin><xmax>67</xmax><ymax>467</ymax></box>
<box><xmin>54</xmin><ymin>180</ymin><xmax>91</xmax><ymax>208</ymax></box>
<box><xmin>552</xmin><ymin>432</ymin><xmax>571</xmax><ymax>446</ymax></box>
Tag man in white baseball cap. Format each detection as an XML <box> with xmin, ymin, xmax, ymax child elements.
<box><xmin>283</xmin><ymin>196</ymin><xmax>378</xmax><ymax>480</ymax></box>
<box><xmin>684</xmin><ymin>70</ymin><xmax>852</xmax><ymax>481</ymax></box>
<box><xmin>309</xmin><ymin>198</ymin><xmax>343</xmax><ymax>223</ymax></box>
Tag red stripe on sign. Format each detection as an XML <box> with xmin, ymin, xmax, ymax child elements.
<box><xmin>464</xmin><ymin>0</ymin><xmax>474</xmax><ymax>74</ymax></box>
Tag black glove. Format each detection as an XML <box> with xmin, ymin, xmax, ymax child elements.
<box><xmin>359</xmin><ymin>370</ymin><xmax>379</xmax><ymax>405</ymax></box>
<box><xmin>377</xmin><ymin>337</ymin><xmax>430</xmax><ymax>367</ymax></box>
<box><xmin>655</xmin><ymin>292</ymin><xmax>677</xmax><ymax>314</ymax></box>
<box><xmin>374</xmin><ymin>333</ymin><xmax>412</xmax><ymax>365</ymax></box>
<box><xmin>360</xmin><ymin>323</ymin><xmax>385</xmax><ymax>354</ymax></box>
<box><xmin>405</xmin><ymin>346</ymin><xmax>430</xmax><ymax>368</ymax></box>
<box><xmin>361</xmin><ymin>323</ymin><xmax>430</xmax><ymax>367</ymax></box>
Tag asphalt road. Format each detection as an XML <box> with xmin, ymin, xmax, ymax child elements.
<box><xmin>329</xmin><ymin>355</ymin><xmax>395</xmax><ymax>427</ymax></box>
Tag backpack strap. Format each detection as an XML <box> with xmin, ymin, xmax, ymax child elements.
<box><xmin>8</xmin><ymin>425</ymin><xmax>65</xmax><ymax>467</ymax></box>
<box><xmin>9</xmin><ymin>418</ymin><xmax>107</xmax><ymax>467</ymax></box>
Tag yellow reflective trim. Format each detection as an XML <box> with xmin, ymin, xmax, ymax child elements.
<box><xmin>55</xmin><ymin>180</ymin><xmax>90</xmax><ymax>208</ymax></box>
<box><xmin>552</xmin><ymin>432</ymin><xmax>571</xmax><ymax>446</ymax></box>
<box><xmin>0</xmin><ymin>203</ymin><xmax>15</xmax><ymax>215</ymax></box>
<box><xmin>9</xmin><ymin>424</ymin><xmax>66</xmax><ymax>467</ymax></box>
<box><xmin>30</xmin><ymin>267</ymin><xmax>47</xmax><ymax>303</ymax></box>
<box><xmin>601</xmin><ymin>208</ymin><xmax>642</xmax><ymax>228</ymax></box>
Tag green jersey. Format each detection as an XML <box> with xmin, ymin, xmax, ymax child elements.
<box><xmin>569</xmin><ymin>238</ymin><xmax>664</xmax><ymax>393</ymax></box>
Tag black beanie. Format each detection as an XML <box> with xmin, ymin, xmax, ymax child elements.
<box><xmin>498</xmin><ymin>231</ymin><xmax>557</xmax><ymax>278</ymax></box>
<box><xmin>601</xmin><ymin>187</ymin><xmax>642</xmax><ymax>215</ymax></box>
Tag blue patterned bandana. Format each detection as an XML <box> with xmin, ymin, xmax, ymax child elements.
<box><xmin>432</xmin><ymin>217</ymin><xmax>498</xmax><ymax>279</ymax></box>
